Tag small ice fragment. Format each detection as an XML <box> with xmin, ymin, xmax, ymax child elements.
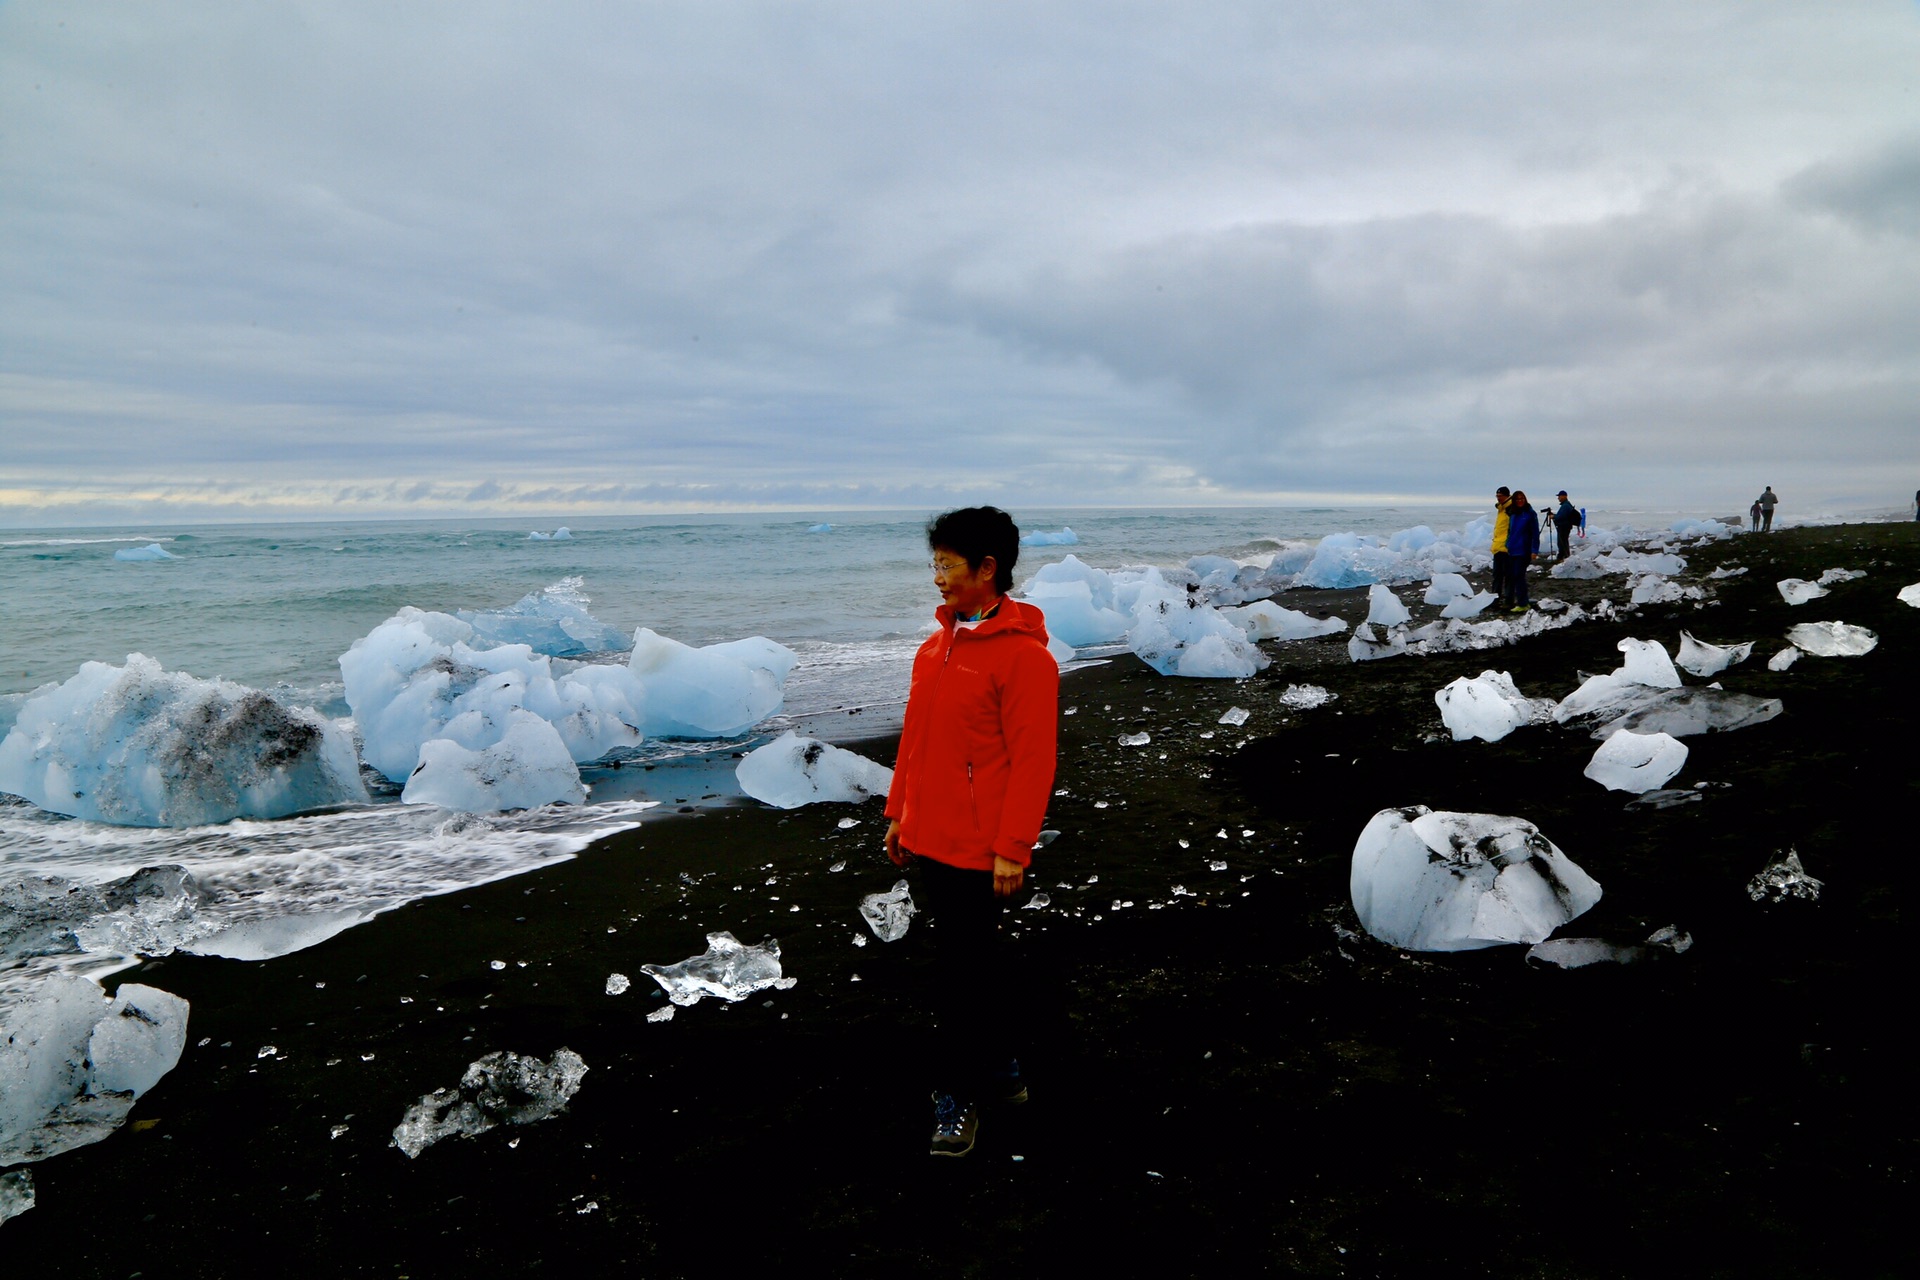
<box><xmin>1034</xmin><ymin>830</ymin><xmax>1060</xmax><ymax>848</ymax></box>
<box><xmin>490</xmin><ymin>961</ymin><xmax>506</xmax><ymax>971</ymax></box>
<box><xmin>1816</xmin><ymin>567</ymin><xmax>1865</xmax><ymax>585</ymax></box>
<box><xmin>1171</xmin><ymin>885</ymin><xmax>1191</xmax><ymax>896</ymax></box>
<box><xmin>1094</xmin><ymin>801</ymin><xmax>1108</xmax><ymax>809</ymax></box>
<box><xmin>1585</xmin><ymin>730</ymin><xmax>1687</xmax><ymax>793</ymax></box>
<box><xmin>390</xmin><ymin>1048</ymin><xmax>589</xmax><ymax>1158</ymax></box>
<box><xmin>641</xmin><ymin>933</ymin><xmax>792</xmax><ymax>1005</ymax></box>
<box><xmin>1785</xmin><ymin>621</ymin><xmax>1877</xmax><ymax>657</ymax></box>
<box><xmin>1674</xmin><ymin>631</ymin><xmax>1754</xmax><ymax>678</ymax></box>
<box><xmin>837</xmin><ymin>817</ymin><xmax>860</xmax><ymax>829</ymax></box>
<box><xmin>1118</xmin><ymin>731</ymin><xmax>1151</xmax><ymax>747</ymax></box>
<box><xmin>257</xmin><ymin>1046</ymin><xmax>278</xmax><ymax>1059</ymax></box>
<box><xmin>1178</xmin><ymin>839</ymin><xmax>1190</xmax><ymax>849</ymax></box>
<box><xmin>1022</xmin><ymin>893</ymin><xmax>1051</xmax><ymax>910</ymax></box>
<box><xmin>829</xmin><ymin>860</ymin><xmax>846</xmax><ymax>872</ymax></box>
<box><xmin>605</xmin><ymin>974</ymin><xmax>631</xmax><ymax>996</ymax></box>
<box><xmin>330</xmin><ymin>1124</ymin><xmax>349</xmax><ymax>1139</ymax></box>
<box><xmin>1776</xmin><ymin>579</ymin><xmax>1829</xmax><ymax>606</ymax></box>
<box><xmin>1768</xmin><ymin>647</ymin><xmax>1799</xmax><ymax>671</ymax></box>
<box><xmin>646</xmin><ymin>1006</ymin><xmax>675</xmax><ymax>1023</ymax></box>
<box><xmin>1</xmin><ymin>1169</ymin><xmax>35</xmax><ymax>1224</ymax></box>
<box><xmin>361</xmin><ymin>1053</ymin><xmax>376</xmax><ymax>1062</ymax></box>
<box><xmin>852</xmin><ymin>933</ymin><xmax>868</xmax><ymax>946</ymax></box>
<box><xmin>1218</xmin><ymin>707</ymin><xmax>1250</xmax><ymax>727</ymax></box>
<box><xmin>858</xmin><ymin>879</ymin><xmax>918</xmax><ymax>942</ymax></box>
<box><xmin>1209</xmin><ymin>861</ymin><xmax>1228</xmax><ymax>872</ymax></box>
<box><xmin>1748</xmin><ymin>849</ymin><xmax>1823</xmax><ymax>903</ymax></box>
<box><xmin>1278</xmin><ymin>684</ymin><xmax>1334</xmax><ymax>710</ymax></box>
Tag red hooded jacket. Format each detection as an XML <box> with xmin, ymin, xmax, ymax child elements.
<box><xmin>886</xmin><ymin>598</ymin><xmax>1058</xmax><ymax>871</ymax></box>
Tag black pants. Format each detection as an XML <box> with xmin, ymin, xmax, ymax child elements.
<box><xmin>1554</xmin><ymin>520</ymin><xmax>1575</xmax><ymax>561</ymax></box>
<box><xmin>913</xmin><ymin>856</ymin><xmax>1007</xmax><ymax>1102</ymax></box>
<box><xmin>1490</xmin><ymin>551</ymin><xmax>1510</xmax><ymax>602</ymax></box>
<box><xmin>1509</xmin><ymin>553</ymin><xmax>1532</xmax><ymax>606</ymax></box>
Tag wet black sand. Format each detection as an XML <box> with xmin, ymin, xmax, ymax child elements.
<box><xmin>11</xmin><ymin>523</ymin><xmax>1918</xmax><ymax>1278</ymax></box>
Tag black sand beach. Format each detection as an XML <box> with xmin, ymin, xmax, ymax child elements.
<box><xmin>10</xmin><ymin>523</ymin><xmax>1917</xmax><ymax>1278</ymax></box>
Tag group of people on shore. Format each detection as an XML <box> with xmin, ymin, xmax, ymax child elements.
<box><xmin>1750</xmin><ymin>487</ymin><xmax>1779</xmax><ymax>533</ymax></box>
<box><xmin>1488</xmin><ymin>487</ymin><xmax>1581</xmax><ymax>611</ymax></box>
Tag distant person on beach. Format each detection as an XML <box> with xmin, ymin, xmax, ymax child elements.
<box><xmin>1552</xmin><ymin>491</ymin><xmax>1580</xmax><ymax>563</ymax></box>
<box><xmin>1489</xmin><ymin>486</ymin><xmax>1512</xmax><ymax>606</ymax></box>
<box><xmin>1756</xmin><ymin>486</ymin><xmax>1778</xmax><ymax>533</ymax></box>
<box><xmin>1505</xmin><ymin>491</ymin><xmax>1540</xmax><ymax>612</ymax></box>
<box><xmin>884</xmin><ymin>506</ymin><xmax>1058</xmax><ymax>1158</ymax></box>
<box><xmin>1750</xmin><ymin>500</ymin><xmax>1762</xmax><ymax>533</ymax></box>
<box><xmin>1913</xmin><ymin>489</ymin><xmax>1918</xmax><ymax>521</ymax></box>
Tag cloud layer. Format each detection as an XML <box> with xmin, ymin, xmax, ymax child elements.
<box><xmin>4</xmin><ymin>2</ymin><xmax>1918</xmax><ymax>523</ymax></box>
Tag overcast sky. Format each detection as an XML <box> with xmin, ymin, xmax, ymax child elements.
<box><xmin>3</xmin><ymin>1</ymin><xmax>1918</xmax><ymax>525</ymax></box>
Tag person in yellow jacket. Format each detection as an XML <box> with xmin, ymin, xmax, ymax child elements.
<box><xmin>1489</xmin><ymin>486</ymin><xmax>1512</xmax><ymax>606</ymax></box>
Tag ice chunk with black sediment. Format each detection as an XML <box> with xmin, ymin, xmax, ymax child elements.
<box><xmin>1349</xmin><ymin>808</ymin><xmax>1602</xmax><ymax>951</ymax></box>
<box><xmin>1440</xmin><ymin>590</ymin><xmax>1498</xmax><ymax>619</ymax></box>
<box><xmin>1433</xmin><ymin>671</ymin><xmax>1554</xmax><ymax>743</ymax></box>
<box><xmin>1551</xmin><ymin>637</ymin><xmax>1685</xmax><ymax>729</ymax></box>
<box><xmin>1218</xmin><ymin>601</ymin><xmax>1347</xmax><ymax>641</ymax></box>
<box><xmin>1526</xmin><ymin>925</ymin><xmax>1692</xmax><ymax>969</ymax></box>
<box><xmin>1423</xmin><ymin>573</ymin><xmax>1473</xmax><ymax>606</ymax></box>
<box><xmin>402</xmin><ymin>709</ymin><xmax>587</xmax><ymax>812</ymax></box>
<box><xmin>1366</xmin><ymin>584</ymin><xmax>1412</xmax><ymax>627</ymax></box>
<box><xmin>735</xmin><ymin>731</ymin><xmax>893</xmax><ymax>808</ymax></box>
<box><xmin>1584</xmin><ymin>729</ymin><xmax>1687</xmax><ymax>793</ymax></box>
<box><xmin>640</xmin><ymin>932</ymin><xmax>794</xmax><ymax>1006</ymax></box>
<box><xmin>0</xmin><ymin>655</ymin><xmax>367</xmax><ymax>827</ymax></box>
<box><xmin>1675</xmin><ymin>631</ymin><xmax>1753</xmax><ymax>677</ymax></box>
<box><xmin>1596</xmin><ymin>687</ymin><xmax>1782</xmax><ymax>740</ymax></box>
<box><xmin>0</xmin><ymin>976</ymin><xmax>189</xmax><ymax>1165</ymax></box>
<box><xmin>391</xmin><ymin>1048</ymin><xmax>587</xmax><ymax>1158</ymax></box>
<box><xmin>626</xmin><ymin>629</ymin><xmax>797</xmax><ymax>738</ymax></box>
<box><xmin>1786</xmin><ymin>621</ymin><xmax>1877</xmax><ymax>657</ymax></box>
<box><xmin>1127</xmin><ymin>572</ymin><xmax>1270</xmax><ymax>678</ymax></box>
<box><xmin>0</xmin><ymin>1168</ymin><xmax>32</xmax><ymax>1223</ymax></box>
<box><xmin>1776</xmin><ymin>579</ymin><xmax>1829</xmax><ymax>606</ymax></box>
<box><xmin>456</xmin><ymin>577</ymin><xmax>632</xmax><ymax>656</ymax></box>
<box><xmin>1347</xmin><ymin>623</ymin><xmax>1408</xmax><ymax>662</ymax></box>
<box><xmin>858</xmin><ymin>879</ymin><xmax>917</xmax><ymax>942</ymax></box>
<box><xmin>1748</xmin><ymin>849</ymin><xmax>1822</xmax><ymax>903</ymax></box>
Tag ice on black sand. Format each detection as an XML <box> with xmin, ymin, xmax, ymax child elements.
<box><xmin>735</xmin><ymin>731</ymin><xmax>893</xmax><ymax>809</ymax></box>
<box><xmin>1433</xmin><ymin>670</ymin><xmax>1553</xmax><ymax>743</ymax></box>
<box><xmin>1748</xmin><ymin>849</ymin><xmax>1823</xmax><ymax>903</ymax></box>
<box><xmin>640</xmin><ymin>932</ymin><xmax>795</xmax><ymax>1006</ymax></box>
<box><xmin>1584</xmin><ymin>730</ymin><xmax>1687</xmax><ymax>794</ymax></box>
<box><xmin>391</xmin><ymin>1048</ymin><xmax>588</xmax><ymax>1158</ymax></box>
<box><xmin>859</xmin><ymin>879</ymin><xmax>918</xmax><ymax>942</ymax></box>
<box><xmin>1526</xmin><ymin>925</ymin><xmax>1692</xmax><ymax>969</ymax></box>
<box><xmin>0</xmin><ymin>1169</ymin><xmax>33</xmax><ymax>1224</ymax></box>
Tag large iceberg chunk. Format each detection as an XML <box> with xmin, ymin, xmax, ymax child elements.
<box><xmin>626</xmin><ymin>630</ymin><xmax>796</xmax><ymax>738</ymax></box>
<box><xmin>1786</xmin><ymin>621</ymin><xmax>1878</xmax><ymax>657</ymax></box>
<box><xmin>0</xmin><ymin>655</ymin><xmax>367</xmax><ymax>827</ymax></box>
<box><xmin>391</xmin><ymin>1048</ymin><xmax>587</xmax><ymax>1158</ymax></box>
<box><xmin>402</xmin><ymin>709</ymin><xmax>587</xmax><ymax>811</ymax></box>
<box><xmin>340</xmin><ymin>608</ymin><xmax>645</xmax><ymax>782</ymax></box>
<box><xmin>0</xmin><ymin>977</ymin><xmax>189</xmax><ymax>1165</ymax></box>
<box><xmin>735</xmin><ymin>731</ymin><xmax>892</xmax><ymax>808</ymax></box>
<box><xmin>1584</xmin><ymin>729</ymin><xmax>1687</xmax><ymax>793</ymax></box>
<box><xmin>858</xmin><ymin>879</ymin><xmax>917</xmax><ymax>941</ymax></box>
<box><xmin>1674</xmin><ymin>631</ymin><xmax>1753</xmax><ymax>677</ymax></box>
<box><xmin>1218</xmin><ymin>601</ymin><xmax>1347</xmax><ymax>641</ymax></box>
<box><xmin>641</xmin><ymin>932</ymin><xmax>794</xmax><ymax>1006</ymax></box>
<box><xmin>1434</xmin><ymin>671</ymin><xmax>1553</xmax><ymax>743</ymax></box>
<box><xmin>1020</xmin><ymin>555</ymin><xmax>1130</xmax><ymax>646</ymax></box>
<box><xmin>1349</xmin><ymin>808</ymin><xmax>1602</xmax><ymax>951</ymax></box>
<box><xmin>456</xmin><ymin>577</ymin><xmax>632</xmax><ymax>656</ymax></box>
<box><xmin>1126</xmin><ymin>572</ymin><xmax>1269</xmax><ymax>678</ymax></box>
<box><xmin>1776</xmin><ymin>579</ymin><xmax>1829</xmax><ymax>606</ymax></box>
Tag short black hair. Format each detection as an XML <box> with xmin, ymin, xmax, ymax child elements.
<box><xmin>926</xmin><ymin>506</ymin><xmax>1019</xmax><ymax>592</ymax></box>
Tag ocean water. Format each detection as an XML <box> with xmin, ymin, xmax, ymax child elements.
<box><xmin>0</xmin><ymin>503</ymin><xmax>1691</xmax><ymax>1010</ymax></box>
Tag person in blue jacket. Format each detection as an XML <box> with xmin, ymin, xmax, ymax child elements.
<box><xmin>1552</xmin><ymin>491</ymin><xmax>1580</xmax><ymax>562</ymax></box>
<box><xmin>1505</xmin><ymin>490</ymin><xmax>1541</xmax><ymax>612</ymax></box>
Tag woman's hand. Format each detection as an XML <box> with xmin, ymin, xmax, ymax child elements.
<box><xmin>884</xmin><ymin>819</ymin><xmax>907</xmax><ymax>867</ymax></box>
<box><xmin>992</xmin><ymin>855</ymin><xmax>1024</xmax><ymax>898</ymax></box>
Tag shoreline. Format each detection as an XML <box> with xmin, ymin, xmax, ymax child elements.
<box><xmin>7</xmin><ymin>522</ymin><xmax>1917</xmax><ymax>1277</ymax></box>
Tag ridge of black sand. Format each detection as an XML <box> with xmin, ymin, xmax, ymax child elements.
<box><xmin>12</xmin><ymin>524</ymin><xmax>1917</xmax><ymax>1279</ymax></box>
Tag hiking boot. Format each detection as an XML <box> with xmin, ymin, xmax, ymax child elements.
<box><xmin>991</xmin><ymin>1059</ymin><xmax>1029</xmax><ymax>1106</ymax></box>
<box><xmin>929</xmin><ymin>1093</ymin><xmax>978</xmax><ymax>1157</ymax></box>
<box><xmin>1510</xmin><ymin>604</ymin><xmax>1529</xmax><ymax>614</ymax></box>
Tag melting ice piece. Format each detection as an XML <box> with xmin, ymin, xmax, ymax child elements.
<box><xmin>1127</xmin><ymin>571</ymin><xmax>1270</xmax><ymax>678</ymax></box>
<box><xmin>858</xmin><ymin>879</ymin><xmax>918</xmax><ymax>942</ymax></box>
<box><xmin>1617</xmin><ymin>638</ymin><xmax>1683</xmax><ymax>688</ymax></box>
<box><xmin>1708</xmin><ymin>565</ymin><xmax>1748</xmax><ymax>579</ymax></box>
<box><xmin>1674</xmin><ymin>631</ymin><xmax>1753</xmax><ymax>677</ymax></box>
<box><xmin>605</xmin><ymin>974</ymin><xmax>630</xmax><ymax>996</ymax></box>
<box><xmin>1433</xmin><ymin>671</ymin><xmax>1553</xmax><ymax>743</ymax></box>
<box><xmin>1349</xmin><ymin>807</ymin><xmax>1602</xmax><ymax>951</ymax></box>
<box><xmin>646</xmin><ymin>1006</ymin><xmax>675</xmax><ymax>1023</ymax></box>
<box><xmin>1347</xmin><ymin>623</ymin><xmax>1407</xmax><ymax>662</ymax></box>
<box><xmin>1022</xmin><ymin>893</ymin><xmax>1051</xmax><ymax>910</ymax></box>
<box><xmin>0</xmin><ymin>654</ymin><xmax>368</xmax><ymax>827</ymax></box>
<box><xmin>0</xmin><ymin>977</ymin><xmax>190</xmax><ymax>1165</ymax></box>
<box><xmin>391</xmin><ymin>1048</ymin><xmax>588</xmax><ymax>1158</ymax></box>
<box><xmin>1748</xmin><ymin>849</ymin><xmax>1823</xmax><ymax>903</ymax></box>
<box><xmin>1439</xmin><ymin>590</ymin><xmax>1500</xmax><ymax>619</ymax></box>
<box><xmin>1365</xmin><ymin>584</ymin><xmax>1412</xmax><ymax>627</ymax></box>
<box><xmin>1816</xmin><ymin>567</ymin><xmax>1865</xmax><ymax>585</ymax></box>
<box><xmin>1597</xmin><ymin>687</ymin><xmax>1783</xmax><ymax>740</ymax></box>
<box><xmin>1423</xmin><ymin>573</ymin><xmax>1473</xmax><ymax>606</ymax></box>
<box><xmin>640</xmin><ymin>932</ymin><xmax>794</xmax><ymax>1006</ymax></box>
<box><xmin>1118</xmin><ymin>731</ymin><xmax>1150</xmax><ymax>747</ymax></box>
<box><xmin>1899</xmin><ymin>583</ymin><xmax>1920</xmax><ymax>609</ymax></box>
<box><xmin>1626</xmin><ymin>788</ymin><xmax>1700</xmax><ymax>810</ymax></box>
<box><xmin>1218</xmin><ymin>601</ymin><xmax>1347</xmax><ymax>641</ymax></box>
<box><xmin>1585</xmin><ymin>729</ymin><xmax>1687</xmax><ymax>793</ymax></box>
<box><xmin>403</xmin><ymin>709</ymin><xmax>587</xmax><ymax>812</ymax></box>
<box><xmin>627</xmin><ymin>629</ymin><xmax>797</xmax><ymax>739</ymax></box>
<box><xmin>113</xmin><ymin>543</ymin><xmax>176</xmax><ymax>561</ymax></box>
<box><xmin>735</xmin><ymin>731</ymin><xmax>893</xmax><ymax>808</ymax></box>
<box><xmin>1768</xmin><ymin>647</ymin><xmax>1800</xmax><ymax>671</ymax></box>
<box><xmin>1776</xmin><ymin>579</ymin><xmax>1829</xmax><ymax>606</ymax></box>
<box><xmin>0</xmin><ymin>1168</ymin><xmax>32</xmax><ymax>1224</ymax></box>
<box><xmin>1786</xmin><ymin>621</ymin><xmax>1877</xmax><ymax>657</ymax></box>
<box><xmin>1526</xmin><ymin>925</ymin><xmax>1692</xmax><ymax>969</ymax></box>
<box><xmin>1279</xmin><ymin>684</ymin><xmax>1334</xmax><ymax>709</ymax></box>
<box><xmin>1218</xmin><ymin>706</ymin><xmax>1251</xmax><ymax>727</ymax></box>
<box><xmin>456</xmin><ymin>577</ymin><xmax>632</xmax><ymax>656</ymax></box>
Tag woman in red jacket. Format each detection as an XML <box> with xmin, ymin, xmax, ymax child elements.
<box><xmin>885</xmin><ymin>506</ymin><xmax>1059</xmax><ymax>1157</ymax></box>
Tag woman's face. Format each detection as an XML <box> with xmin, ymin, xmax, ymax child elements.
<box><xmin>931</xmin><ymin>547</ymin><xmax>1000</xmax><ymax>614</ymax></box>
